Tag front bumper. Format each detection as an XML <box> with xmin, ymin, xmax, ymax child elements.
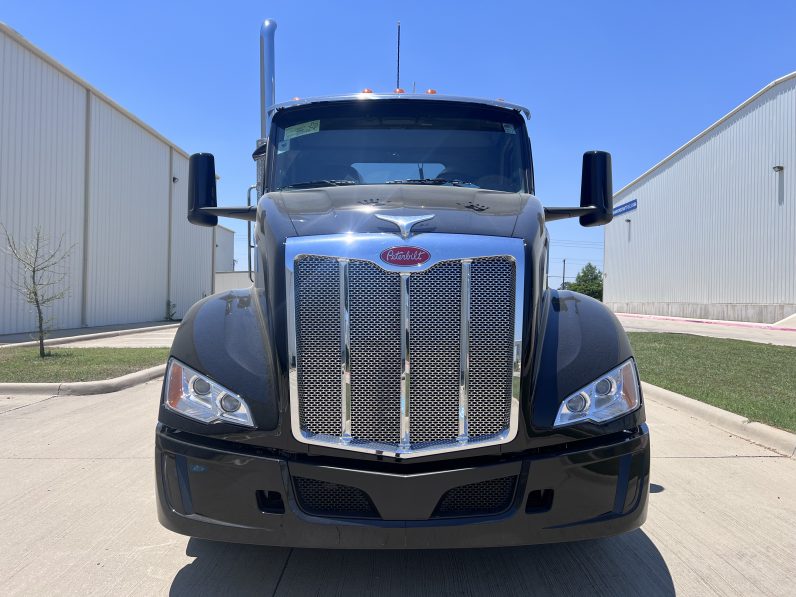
<box><xmin>156</xmin><ymin>424</ymin><xmax>650</xmax><ymax>549</ymax></box>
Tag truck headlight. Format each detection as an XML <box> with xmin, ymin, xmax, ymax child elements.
<box><xmin>164</xmin><ymin>358</ymin><xmax>255</xmax><ymax>428</ymax></box>
<box><xmin>554</xmin><ymin>359</ymin><xmax>640</xmax><ymax>427</ymax></box>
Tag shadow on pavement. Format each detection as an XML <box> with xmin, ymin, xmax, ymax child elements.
<box><xmin>171</xmin><ymin>529</ymin><xmax>674</xmax><ymax>596</ymax></box>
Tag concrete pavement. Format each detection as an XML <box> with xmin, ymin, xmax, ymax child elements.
<box><xmin>617</xmin><ymin>313</ymin><xmax>796</xmax><ymax>347</ymax></box>
<box><xmin>0</xmin><ymin>381</ymin><xmax>793</xmax><ymax>596</ymax></box>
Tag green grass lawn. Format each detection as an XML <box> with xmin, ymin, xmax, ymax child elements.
<box><xmin>0</xmin><ymin>347</ymin><xmax>169</xmax><ymax>383</ymax></box>
<box><xmin>628</xmin><ymin>332</ymin><xmax>796</xmax><ymax>433</ymax></box>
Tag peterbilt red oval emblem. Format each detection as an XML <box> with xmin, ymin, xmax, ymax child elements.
<box><xmin>380</xmin><ymin>246</ymin><xmax>430</xmax><ymax>266</ymax></box>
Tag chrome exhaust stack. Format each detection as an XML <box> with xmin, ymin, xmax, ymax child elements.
<box><xmin>255</xmin><ymin>19</ymin><xmax>276</xmax><ymax>200</ymax></box>
<box><xmin>259</xmin><ymin>18</ymin><xmax>277</xmax><ymax>141</ymax></box>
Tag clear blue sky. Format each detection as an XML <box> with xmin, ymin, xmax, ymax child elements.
<box><xmin>4</xmin><ymin>0</ymin><xmax>795</xmax><ymax>280</ymax></box>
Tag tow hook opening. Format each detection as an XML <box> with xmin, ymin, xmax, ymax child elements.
<box><xmin>256</xmin><ymin>490</ymin><xmax>285</xmax><ymax>514</ymax></box>
<box><xmin>526</xmin><ymin>489</ymin><xmax>554</xmax><ymax>513</ymax></box>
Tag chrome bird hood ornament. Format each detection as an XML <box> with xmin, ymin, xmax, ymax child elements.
<box><xmin>375</xmin><ymin>214</ymin><xmax>435</xmax><ymax>239</ymax></box>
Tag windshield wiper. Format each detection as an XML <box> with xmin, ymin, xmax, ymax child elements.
<box><xmin>386</xmin><ymin>178</ymin><xmax>480</xmax><ymax>188</ymax></box>
<box><xmin>277</xmin><ymin>180</ymin><xmax>359</xmax><ymax>190</ymax></box>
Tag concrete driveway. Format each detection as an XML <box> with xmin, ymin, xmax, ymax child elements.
<box><xmin>1</xmin><ymin>381</ymin><xmax>793</xmax><ymax>596</ymax></box>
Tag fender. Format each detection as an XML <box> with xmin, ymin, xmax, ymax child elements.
<box><xmin>161</xmin><ymin>288</ymin><xmax>281</xmax><ymax>433</ymax></box>
<box><xmin>530</xmin><ymin>289</ymin><xmax>644</xmax><ymax>433</ymax></box>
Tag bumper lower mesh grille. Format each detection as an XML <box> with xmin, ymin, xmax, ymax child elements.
<box><xmin>432</xmin><ymin>476</ymin><xmax>518</xmax><ymax>518</ymax></box>
<box><xmin>293</xmin><ymin>477</ymin><xmax>379</xmax><ymax>519</ymax></box>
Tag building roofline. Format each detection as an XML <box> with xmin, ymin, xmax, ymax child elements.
<box><xmin>216</xmin><ymin>224</ymin><xmax>236</xmax><ymax>234</ymax></box>
<box><xmin>0</xmin><ymin>22</ymin><xmax>190</xmax><ymax>159</ymax></box>
<box><xmin>614</xmin><ymin>71</ymin><xmax>796</xmax><ymax>198</ymax></box>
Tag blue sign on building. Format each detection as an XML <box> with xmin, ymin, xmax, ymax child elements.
<box><xmin>613</xmin><ymin>199</ymin><xmax>638</xmax><ymax>216</ymax></box>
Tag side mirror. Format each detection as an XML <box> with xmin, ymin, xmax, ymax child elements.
<box><xmin>188</xmin><ymin>153</ymin><xmax>218</xmax><ymax>227</ymax></box>
<box><xmin>579</xmin><ymin>151</ymin><xmax>613</xmax><ymax>227</ymax></box>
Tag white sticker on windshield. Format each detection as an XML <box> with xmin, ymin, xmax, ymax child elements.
<box><xmin>277</xmin><ymin>140</ymin><xmax>290</xmax><ymax>154</ymax></box>
<box><xmin>284</xmin><ymin>120</ymin><xmax>320</xmax><ymax>141</ymax></box>
<box><xmin>502</xmin><ymin>123</ymin><xmax>516</xmax><ymax>134</ymax></box>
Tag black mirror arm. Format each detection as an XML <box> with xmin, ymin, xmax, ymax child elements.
<box><xmin>544</xmin><ymin>206</ymin><xmax>597</xmax><ymax>222</ymax></box>
<box><xmin>200</xmin><ymin>206</ymin><xmax>257</xmax><ymax>222</ymax></box>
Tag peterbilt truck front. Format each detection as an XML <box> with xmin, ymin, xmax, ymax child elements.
<box><xmin>155</xmin><ymin>19</ymin><xmax>650</xmax><ymax>548</ymax></box>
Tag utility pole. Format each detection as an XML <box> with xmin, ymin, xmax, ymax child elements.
<box><xmin>561</xmin><ymin>258</ymin><xmax>566</xmax><ymax>289</ymax></box>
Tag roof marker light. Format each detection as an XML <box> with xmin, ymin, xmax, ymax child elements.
<box><xmin>292</xmin><ymin>96</ymin><xmax>300</xmax><ymax>100</ymax></box>
<box><xmin>394</xmin><ymin>88</ymin><xmax>405</xmax><ymax>94</ymax></box>
<box><xmin>361</xmin><ymin>88</ymin><xmax>373</xmax><ymax>94</ymax></box>
<box><xmin>426</xmin><ymin>89</ymin><xmax>437</xmax><ymax>94</ymax></box>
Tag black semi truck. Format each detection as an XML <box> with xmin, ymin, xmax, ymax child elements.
<box><xmin>155</xmin><ymin>19</ymin><xmax>650</xmax><ymax>548</ymax></box>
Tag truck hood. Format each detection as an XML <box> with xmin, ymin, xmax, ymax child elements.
<box><xmin>266</xmin><ymin>184</ymin><xmax>529</xmax><ymax>237</ymax></box>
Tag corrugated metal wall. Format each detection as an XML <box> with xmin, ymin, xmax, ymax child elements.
<box><xmin>0</xmin><ymin>24</ymin><xmax>213</xmax><ymax>335</ymax></box>
<box><xmin>604</xmin><ymin>74</ymin><xmax>796</xmax><ymax>323</ymax></box>
<box><xmin>214</xmin><ymin>226</ymin><xmax>236</xmax><ymax>272</ymax></box>
<box><xmin>169</xmin><ymin>153</ymin><xmax>213</xmax><ymax>319</ymax></box>
<box><xmin>0</xmin><ymin>28</ymin><xmax>86</xmax><ymax>333</ymax></box>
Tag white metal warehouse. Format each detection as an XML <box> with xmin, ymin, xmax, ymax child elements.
<box><xmin>604</xmin><ymin>72</ymin><xmax>796</xmax><ymax>324</ymax></box>
<box><xmin>0</xmin><ymin>23</ymin><xmax>214</xmax><ymax>336</ymax></box>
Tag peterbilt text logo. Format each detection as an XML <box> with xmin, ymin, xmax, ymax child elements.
<box><xmin>380</xmin><ymin>247</ymin><xmax>430</xmax><ymax>266</ymax></box>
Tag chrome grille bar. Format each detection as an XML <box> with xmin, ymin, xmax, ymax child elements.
<box><xmin>339</xmin><ymin>258</ymin><xmax>352</xmax><ymax>443</ymax></box>
<box><xmin>457</xmin><ymin>259</ymin><xmax>471</xmax><ymax>443</ymax></box>
<box><xmin>399</xmin><ymin>272</ymin><xmax>411</xmax><ymax>449</ymax></box>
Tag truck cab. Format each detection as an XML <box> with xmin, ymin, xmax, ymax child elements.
<box><xmin>155</xmin><ymin>20</ymin><xmax>649</xmax><ymax>548</ymax></box>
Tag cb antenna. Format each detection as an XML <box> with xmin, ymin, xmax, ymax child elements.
<box><xmin>396</xmin><ymin>21</ymin><xmax>401</xmax><ymax>90</ymax></box>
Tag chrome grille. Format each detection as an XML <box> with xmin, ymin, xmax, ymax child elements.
<box><xmin>289</xmin><ymin>234</ymin><xmax>522</xmax><ymax>458</ymax></box>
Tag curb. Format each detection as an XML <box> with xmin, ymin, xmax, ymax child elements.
<box><xmin>617</xmin><ymin>312</ymin><xmax>796</xmax><ymax>332</ymax></box>
<box><xmin>642</xmin><ymin>382</ymin><xmax>796</xmax><ymax>458</ymax></box>
<box><xmin>0</xmin><ymin>364</ymin><xmax>166</xmax><ymax>396</ymax></box>
<box><xmin>0</xmin><ymin>323</ymin><xmax>179</xmax><ymax>349</ymax></box>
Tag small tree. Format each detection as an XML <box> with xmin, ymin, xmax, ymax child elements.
<box><xmin>562</xmin><ymin>262</ymin><xmax>604</xmax><ymax>301</ymax></box>
<box><xmin>2</xmin><ymin>225</ymin><xmax>74</xmax><ymax>357</ymax></box>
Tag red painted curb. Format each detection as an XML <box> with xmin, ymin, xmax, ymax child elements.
<box><xmin>616</xmin><ymin>313</ymin><xmax>796</xmax><ymax>333</ymax></box>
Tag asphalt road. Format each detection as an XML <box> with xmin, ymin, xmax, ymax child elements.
<box><xmin>1</xmin><ymin>380</ymin><xmax>794</xmax><ymax>596</ymax></box>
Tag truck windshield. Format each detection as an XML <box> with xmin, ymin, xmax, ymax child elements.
<box><xmin>268</xmin><ymin>100</ymin><xmax>530</xmax><ymax>193</ymax></box>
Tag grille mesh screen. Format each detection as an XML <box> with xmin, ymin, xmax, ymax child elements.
<box><xmin>409</xmin><ymin>261</ymin><xmax>461</xmax><ymax>443</ymax></box>
<box><xmin>295</xmin><ymin>256</ymin><xmax>341</xmax><ymax>436</ymax></box>
<box><xmin>349</xmin><ymin>260</ymin><xmax>401</xmax><ymax>443</ymax></box>
<box><xmin>468</xmin><ymin>257</ymin><xmax>515</xmax><ymax>437</ymax></box>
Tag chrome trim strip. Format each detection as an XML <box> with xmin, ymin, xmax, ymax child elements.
<box><xmin>286</xmin><ymin>233</ymin><xmax>524</xmax><ymax>459</ymax></box>
<box><xmin>339</xmin><ymin>258</ymin><xmax>352</xmax><ymax>443</ymax></box>
<box><xmin>269</xmin><ymin>93</ymin><xmax>531</xmax><ymax>119</ymax></box>
<box><xmin>457</xmin><ymin>259</ymin><xmax>471</xmax><ymax>443</ymax></box>
<box><xmin>375</xmin><ymin>213</ymin><xmax>435</xmax><ymax>239</ymax></box>
<box><xmin>399</xmin><ymin>272</ymin><xmax>411</xmax><ymax>448</ymax></box>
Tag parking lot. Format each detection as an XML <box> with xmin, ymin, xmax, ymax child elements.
<box><xmin>1</xmin><ymin>379</ymin><xmax>793</xmax><ymax>596</ymax></box>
